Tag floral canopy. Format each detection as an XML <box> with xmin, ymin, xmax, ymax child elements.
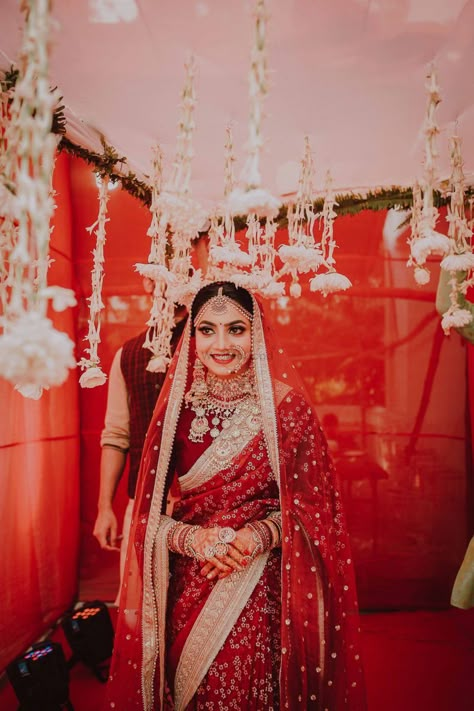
<box><xmin>1</xmin><ymin>0</ymin><xmax>474</xmax><ymax>203</ymax></box>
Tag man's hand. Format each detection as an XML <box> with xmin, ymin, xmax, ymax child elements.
<box><xmin>93</xmin><ymin>509</ymin><xmax>121</xmax><ymax>551</ymax></box>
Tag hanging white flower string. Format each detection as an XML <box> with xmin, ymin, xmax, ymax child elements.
<box><xmin>208</xmin><ymin>126</ymin><xmax>252</xmax><ymax>279</ymax></box>
<box><xmin>136</xmin><ymin>145</ymin><xmax>176</xmax><ymax>373</ymax></box>
<box><xmin>227</xmin><ymin>0</ymin><xmax>281</xmax><ymax>219</ymax></box>
<box><xmin>225</xmin><ymin>0</ymin><xmax>284</xmax><ymax>299</ymax></box>
<box><xmin>407</xmin><ymin>67</ymin><xmax>450</xmax><ymax>283</ymax></box>
<box><xmin>0</xmin><ymin>79</ymin><xmax>17</xmax><ymax>317</ymax></box>
<box><xmin>310</xmin><ymin>171</ymin><xmax>352</xmax><ymax>297</ymax></box>
<box><xmin>0</xmin><ymin>0</ymin><xmax>76</xmax><ymax>398</ymax></box>
<box><xmin>439</xmin><ymin>134</ymin><xmax>474</xmax><ymax>334</ymax></box>
<box><xmin>160</xmin><ymin>56</ymin><xmax>206</xmax><ymax>306</ymax></box>
<box><xmin>77</xmin><ymin>175</ymin><xmax>109</xmax><ymax>387</ymax></box>
<box><xmin>278</xmin><ymin>136</ymin><xmax>323</xmax><ymax>298</ymax></box>
<box><xmin>407</xmin><ymin>182</ymin><xmax>431</xmax><ymax>285</ymax></box>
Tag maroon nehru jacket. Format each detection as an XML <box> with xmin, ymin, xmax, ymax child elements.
<box><xmin>120</xmin><ymin>318</ymin><xmax>186</xmax><ymax>498</ymax></box>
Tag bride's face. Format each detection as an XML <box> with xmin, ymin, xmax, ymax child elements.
<box><xmin>195</xmin><ymin>301</ymin><xmax>252</xmax><ymax>379</ymax></box>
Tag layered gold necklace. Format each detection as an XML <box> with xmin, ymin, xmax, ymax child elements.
<box><xmin>186</xmin><ymin>367</ymin><xmax>256</xmax><ymax>443</ymax></box>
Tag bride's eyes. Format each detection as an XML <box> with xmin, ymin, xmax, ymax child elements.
<box><xmin>197</xmin><ymin>325</ymin><xmax>247</xmax><ymax>336</ymax></box>
<box><xmin>228</xmin><ymin>325</ymin><xmax>246</xmax><ymax>335</ymax></box>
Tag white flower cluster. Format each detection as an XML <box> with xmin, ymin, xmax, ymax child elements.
<box><xmin>78</xmin><ymin>364</ymin><xmax>107</xmax><ymax>388</ymax></box>
<box><xmin>209</xmin><ymin>244</ymin><xmax>252</xmax><ymax>268</ymax></box>
<box><xmin>310</xmin><ymin>272</ymin><xmax>352</xmax><ymax>297</ymax></box>
<box><xmin>226</xmin><ymin>188</ymin><xmax>281</xmax><ymax>219</ymax></box>
<box><xmin>135</xmin><ymin>263</ymin><xmax>176</xmax><ymax>285</ymax></box>
<box><xmin>440</xmin><ymin>252</ymin><xmax>474</xmax><ymax>272</ymax></box>
<box><xmin>410</xmin><ymin>230</ymin><xmax>450</xmax><ymax>265</ymax></box>
<box><xmin>278</xmin><ymin>244</ymin><xmax>323</xmax><ymax>272</ymax></box>
<box><xmin>441</xmin><ymin>307</ymin><xmax>473</xmax><ymax>335</ymax></box>
<box><xmin>0</xmin><ymin>312</ymin><xmax>76</xmax><ymax>388</ymax></box>
<box><xmin>41</xmin><ymin>286</ymin><xmax>77</xmax><ymax>312</ymax></box>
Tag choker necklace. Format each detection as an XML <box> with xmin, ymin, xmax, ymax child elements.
<box><xmin>185</xmin><ymin>366</ymin><xmax>256</xmax><ymax>442</ymax></box>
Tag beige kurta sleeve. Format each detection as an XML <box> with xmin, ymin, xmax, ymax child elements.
<box><xmin>100</xmin><ymin>347</ymin><xmax>130</xmax><ymax>452</ymax></box>
<box><xmin>451</xmin><ymin>536</ymin><xmax>474</xmax><ymax>609</ymax></box>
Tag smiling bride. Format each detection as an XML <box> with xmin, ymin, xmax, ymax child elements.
<box><xmin>105</xmin><ymin>280</ymin><xmax>367</xmax><ymax>711</ymax></box>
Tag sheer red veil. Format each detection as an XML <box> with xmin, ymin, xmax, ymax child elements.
<box><xmin>105</xmin><ymin>283</ymin><xmax>366</xmax><ymax>710</ymax></box>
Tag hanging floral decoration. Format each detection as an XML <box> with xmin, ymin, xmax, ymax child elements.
<box><xmin>278</xmin><ymin>136</ymin><xmax>323</xmax><ymax>298</ymax></box>
<box><xmin>136</xmin><ymin>57</ymin><xmax>205</xmax><ymax>368</ymax></box>
<box><xmin>407</xmin><ymin>67</ymin><xmax>450</xmax><ymax>283</ymax></box>
<box><xmin>135</xmin><ymin>145</ymin><xmax>176</xmax><ymax>373</ymax></box>
<box><xmin>207</xmin><ymin>126</ymin><xmax>252</xmax><ymax>282</ymax></box>
<box><xmin>310</xmin><ymin>171</ymin><xmax>352</xmax><ymax>297</ymax></box>
<box><xmin>162</xmin><ymin>56</ymin><xmax>206</xmax><ymax>298</ymax></box>
<box><xmin>0</xmin><ymin>0</ymin><xmax>76</xmax><ymax>399</ymax></box>
<box><xmin>77</xmin><ymin>175</ymin><xmax>109</xmax><ymax>387</ymax></box>
<box><xmin>439</xmin><ymin>134</ymin><xmax>474</xmax><ymax>334</ymax></box>
<box><xmin>0</xmin><ymin>76</ymin><xmax>17</xmax><ymax>318</ymax></box>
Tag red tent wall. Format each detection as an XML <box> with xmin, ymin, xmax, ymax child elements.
<box><xmin>68</xmin><ymin>155</ymin><xmax>471</xmax><ymax>610</ymax></box>
<box><xmin>0</xmin><ymin>153</ymin><xmax>80</xmax><ymax>670</ymax></box>
<box><xmin>2</xmin><ymin>154</ymin><xmax>471</xmax><ymax>672</ymax></box>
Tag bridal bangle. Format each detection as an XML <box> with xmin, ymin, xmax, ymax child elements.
<box><xmin>167</xmin><ymin>522</ymin><xmax>238</xmax><ymax>561</ymax></box>
<box><xmin>245</xmin><ymin>513</ymin><xmax>282</xmax><ymax>554</ymax></box>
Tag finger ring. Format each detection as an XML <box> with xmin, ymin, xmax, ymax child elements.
<box><xmin>204</xmin><ymin>545</ymin><xmax>217</xmax><ymax>560</ymax></box>
<box><xmin>219</xmin><ymin>527</ymin><xmax>236</xmax><ymax>544</ymax></box>
<box><xmin>214</xmin><ymin>541</ymin><xmax>228</xmax><ymax>557</ymax></box>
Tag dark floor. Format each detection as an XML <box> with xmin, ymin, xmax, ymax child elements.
<box><xmin>1</xmin><ymin>607</ymin><xmax>474</xmax><ymax>710</ymax></box>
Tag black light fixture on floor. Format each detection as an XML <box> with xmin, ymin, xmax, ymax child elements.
<box><xmin>6</xmin><ymin>640</ymin><xmax>73</xmax><ymax>711</ymax></box>
<box><xmin>61</xmin><ymin>600</ymin><xmax>114</xmax><ymax>682</ymax></box>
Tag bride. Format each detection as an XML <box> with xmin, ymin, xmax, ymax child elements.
<box><xmin>105</xmin><ymin>280</ymin><xmax>366</xmax><ymax>710</ymax></box>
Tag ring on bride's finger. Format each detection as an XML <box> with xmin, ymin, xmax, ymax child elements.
<box><xmin>218</xmin><ymin>527</ymin><xmax>236</xmax><ymax>544</ymax></box>
<box><xmin>213</xmin><ymin>541</ymin><xmax>228</xmax><ymax>557</ymax></box>
<box><xmin>204</xmin><ymin>545</ymin><xmax>217</xmax><ymax>560</ymax></box>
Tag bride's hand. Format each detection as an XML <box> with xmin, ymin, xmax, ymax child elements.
<box><xmin>199</xmin><ymin>526</ymin><xmax>258</xmax><ymax>580</ymax></box>
<box><xmin>188</xmin><ymin>526</ymin><xmax>245</xmax><ymax>578</ymax></box>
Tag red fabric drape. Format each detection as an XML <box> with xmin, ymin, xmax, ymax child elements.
<box><xmin>0</xmin><ymin>153</ymin><xmax>80</xmax><ymax>670</ymax></box>
<box><xmin>68</xmin><ymin>158</ymin><xmax>471</xmax><ymax>611</ymax></box>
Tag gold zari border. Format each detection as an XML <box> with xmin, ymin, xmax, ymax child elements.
<box><xmin>174</xmin><ymin>552</ymin><xmax>270</xmax><ymax>711</ymax></box>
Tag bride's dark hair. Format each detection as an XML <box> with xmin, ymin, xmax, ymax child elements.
<box><xmin>191</xmin><ymin>281</ymin><xmax>254</xmax><ymax>327</ymax></box>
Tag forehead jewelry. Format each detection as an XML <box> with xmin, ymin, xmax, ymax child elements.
<box><xmin>194</xmin><ymin>287</ymin><xmax>253</xmax><ymax>326</ymax></box>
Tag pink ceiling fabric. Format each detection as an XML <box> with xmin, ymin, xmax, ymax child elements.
<box><xmin>1</xmin><ymin>0</ymin><xmax>473</xmax><ymax>204</ymax></box>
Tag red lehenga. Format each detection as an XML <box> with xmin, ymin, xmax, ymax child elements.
<box><xmin>105</xmin><ymin>297</ymin><xmax>367</xmax><ymax>711</ymax></box>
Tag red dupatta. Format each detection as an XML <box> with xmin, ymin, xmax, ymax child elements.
<box><xmin>105</xmin><ymin>292</ymin><xmax>366</xmax><ymax>710</ymax></box>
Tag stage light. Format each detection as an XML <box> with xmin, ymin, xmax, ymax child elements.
<box><xmin>62</xmin><ymin>600</ymin><xmax>114</xmax><ymax>682</ymax></box>
<box><xmin>6</xmin><ymin>641</ymin><xmax>73</xmax><ymax>711</ymax></box>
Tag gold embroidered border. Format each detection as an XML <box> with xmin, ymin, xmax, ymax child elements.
<box><xmin>142</xmin><ymin>319</ymin><xmax>192</xmax><ymax>711</ymax></box>
<box><xmin>252</xmin><ymin>300</ymin><xmax>281</xmax><ymax>488</ymax></box>
<box><xmin>312</xmin><ymin>551</ymin><xmax>326</xmax><ymax>679</ymax></box>
<box><xmin>174</xmin><ymin>552</ymin><xmax>270</xmax><ymax>711</ymax></box>
<box><xmin>179</xmin><ymin>403</ymin><xmax>262</xmax><ymax>492</ymax></box>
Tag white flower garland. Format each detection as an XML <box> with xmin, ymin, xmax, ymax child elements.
<box><xmin>278</xmin><ymin>137</ymin><xmax>324</xmax><ymax>295</ymax></box>
<box><xmin>0</xmin><ymin>0</ymin><xmax>76</xmax><ymax>396</ymax></box>
<box><xmin>439</xmin><ymin>135</ymin><xmax>474</xmax><ymax>334</ymax></box>
<box><xmin>78</xmin><ymin>176</ymin><xmax>109</xmax><ymax>386</ymax></box>
<box><xmin>407</xmin><ymin>68</ymin><xmax>449</xmax><ymax>283</ymax></box>
<box><xmin>135</xmin><ymin>144</ymin><xmax>176</xmax><ymax>373</ymax></box>
<box><xmin>310</xmin><ymin>171</ymin><xmax>352</xmax><ymax>297</ymax></box>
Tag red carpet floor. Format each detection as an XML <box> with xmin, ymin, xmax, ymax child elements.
<box><xmin>1</xmin><ymin>608</ymin><xmax>473</xmax><ymax>710</ymax></box>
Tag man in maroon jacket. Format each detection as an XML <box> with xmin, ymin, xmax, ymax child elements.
<box><xmin>93</xmin><ymin>280</ymin><xmax>186</xmax><ymax>604</ymax></box>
